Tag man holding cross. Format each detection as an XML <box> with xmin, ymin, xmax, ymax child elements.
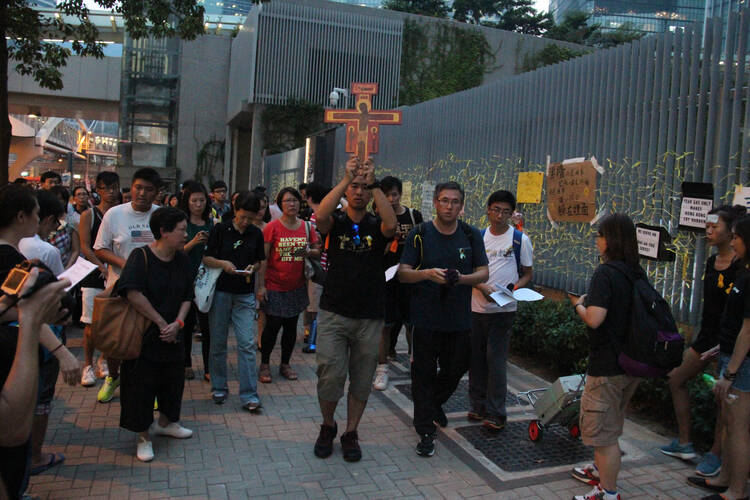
<box><xmin>312</xmin><ymin>155</ymin><xmax>396</xmax><ymax>463</ymax></box>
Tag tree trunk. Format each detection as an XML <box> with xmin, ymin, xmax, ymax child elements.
<box><xmin>0</xmin><ymin>2</ymin><xmax>11</xmax><ymax>186</ymax></box>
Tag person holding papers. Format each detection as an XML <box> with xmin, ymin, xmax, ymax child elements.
<box><xmin>470</xmin><ymin>190</ymin><xmax>533</xmax><ymax>431</ymax></box>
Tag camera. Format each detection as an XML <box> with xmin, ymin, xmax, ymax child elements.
<box><xmin>1</xmin><ymin>260</ymin><xmax>75</xmax><ymax>319</ymax></box>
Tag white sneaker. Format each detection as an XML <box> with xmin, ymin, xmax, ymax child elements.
<box><xmin>136</xmin><ymin>436</ymin><xmax>154</xmax><ymax>462</ymax></box>
<box><xmin>373</xmin><ymin>364</ymin><xmax>389</xmax><ymax>391</ymax></box>
<box><xmin>96</xmin><ymin>357</ymin><xmax>109</xmax><ymax>379</ymax></box>
<box><xmin>150</xmin><ymin>421</ymin><xmax>193</xmax><ymax>439</ymax></box>
<box><xmin>81</xmin><ymin>365</ymin><xmax>97</xmax><ymax>387</ymax></box>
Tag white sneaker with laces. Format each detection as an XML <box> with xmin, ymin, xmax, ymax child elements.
<box><xmin>96</xmin><ymin>357</ymin><xmax>109</xmax><ymax>379</ymax></box>
<box><xmin>572</xmin><ymin>485</ymin><xmax>620</xmax><ymax>500</ymax></box>
<box><xmin>81</xmin><ymin>365</ymin><xmax>96</xmax><ymax>387</ymax></box>
<box><xmin>150</xmin><ymin>421</ymin><xmax>193</xmax><ymax>439</ymax></box>
<box><xmin>373</xmin><ymin>364</ymin><xmax>389</xmax><ymax>391</ymax></box>
<box><xmin>136</xmin><ymin>436</ymin><xmax>154</xmax><ymax>462</ymax></box>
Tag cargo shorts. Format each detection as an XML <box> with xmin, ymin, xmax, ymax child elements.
<box><xmin>580</xmin><ymin>374</ymin><xmax>640</xmax><ymax>448</ymax></box>
<box><xmin>316</xmin><ymin>309</ymin><xmax>382</xmax><ymax>402</ymax></box>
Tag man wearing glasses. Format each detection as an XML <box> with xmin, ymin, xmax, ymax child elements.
<box><xmin>470</xmin><ymin>190</ymin><xmax>533</xmax><ymax>432</ymax></box>
<box><xmin>398</xmin><ymin>181</ymin><xmax>489</xmax><ymax>457</ymax></box>
<box><xmin>210</xmin><ymin>181</ymin><xmax>230</xmax><ymax>221</ymax></box>
<box><xmin>312</xmin><ymin>156</ymin><xmax>396</xmax><ymax>463</ymax></box>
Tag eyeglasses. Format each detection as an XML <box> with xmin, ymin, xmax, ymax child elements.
<box><xmin>352</xmin><ymin>224</ymin><xmax>361</xmax><ymax>246</ymax></box>
<box><xmin>437</xmin><ymin>198</ymin><xmax>462</xmax><ymax>207</ymax></box>
<box><xmin>488</xmin><ymin>207</ymin><xmax>512</xmax><ymax>215</ymax></box>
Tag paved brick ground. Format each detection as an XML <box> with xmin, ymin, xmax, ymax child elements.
<box><xmin>26</xmin><ymin>328</ymin><xmax>702</xmax><ymax>499</ymax></box>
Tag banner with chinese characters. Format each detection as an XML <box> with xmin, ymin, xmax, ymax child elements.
<box><xmin>546</xmin><ymin>160</ymin><xmax>598</xmax><ymax>223</ymax></box>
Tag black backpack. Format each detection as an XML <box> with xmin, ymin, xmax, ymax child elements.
<box><xmin>605</xmin><ymin>261</ymin><xmax>684</xmax><ymax>377</ymax></box>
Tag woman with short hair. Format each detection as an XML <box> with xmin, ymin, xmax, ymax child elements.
<box><xmin>117</xmin><ymin>207</ymin><xmax>195</xmax><ymax>462</ymax></box>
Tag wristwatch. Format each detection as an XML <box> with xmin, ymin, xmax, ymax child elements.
<box><xmin>366</xmin><ymin>180</ymin><xmax>381</xmax><ymax>190</ymax></box>
<box><xmin>723</xmin><ymin>370</ymin><xmax>737</xmax><ymax>381</ymax></box>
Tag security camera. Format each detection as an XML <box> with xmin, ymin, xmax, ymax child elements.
<box><xmin>329</xmin><ymin>90</ymin><xmax>340</xmax><ymax>107</ymax></box>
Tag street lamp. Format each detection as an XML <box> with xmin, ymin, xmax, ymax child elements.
<box><xmin>329</xmin><ymin>87</ymin><xmax>350</xmax><ymax>108</ymax></box>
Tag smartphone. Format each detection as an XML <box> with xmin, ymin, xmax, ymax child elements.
<box><xmin>566</xmin><ymin>290</ymin><xmax>580</xmax><ymax>298</ymax></box>
<box><xmin>235</xmin><ymin>268</ymin><xmax>254</xmax><ymax>275</ymax></box>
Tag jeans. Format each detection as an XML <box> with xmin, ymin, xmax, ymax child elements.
<box><xmin>209</xmin><ymin>291</ymin><xmax>259</xmax><ymax>404</ymax></box>
<box><xmin>411</xmin><ymin>327</ymin><xmax>470</xmax><ymax>435</ymax></box>
<box><xmin>469</xmin><ymin>312</ymin><xmax>515</xmax><ymax>418</ymax></box>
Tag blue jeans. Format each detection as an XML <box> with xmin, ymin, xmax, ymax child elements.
<box><xmin>209</xmin><ymin>291</ymin><xmax>260</xmax><ymax>404</ymax></box>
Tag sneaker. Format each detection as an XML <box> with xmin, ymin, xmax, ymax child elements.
<box><xmin>416</xmin><ymin>433</ymin><xmax>436</xmax><ymax>457</ymax></box>
<box><xmin>340</xmin><ymin>431</ymin><xmax>362</xmax><ymax>462</ymax></box>
<box><xmin>243</xmin><ymin>401</ymin><xmax>261</xmax><ymax>412</ymax></box>
<box><xmin>696</xmin><ymin>452</ymin><xmax>722</xmax><ymax>477</ymax></box>
<box><xmin>571</xmin><ymin>464</ymin><xmax>600</xmax><ymax>485</ymax></box>
<box><xmin>573</xmin><ymin>485</ymin><xmax>620</xmax><ymax>500</ymax></box>
<box><xmin>212</xmin><ymin>392</ymin><xmax>227</xmax><ymax>404</ymax></box>
<box><xmin>434</xmin><ymin>407</ymin><xmax>447</xmax><ymax>428</ymax></box>
<box><xmin>483</xmin><ymin>415</ymin><xmax>507</xmax><ymax>431</ymax></box>
<box><xmin>96</xmin><ymin>357</ymin><xmax>109</xmax><ymax>379</ymax></box>
<box><xmin>660</xmin><ymin>438</ymin><xmax>697</xmax><ymax>460</ymax></box>
<box><xmin>150</xmin><ymin>421</ymin><xmax>193</xmax><ymax>439</ymax></box>
<box><xmin>302</xmin><ymin>345</ymin><xmax>316</xmax><ymax>354</ymax></box>
<box><xmin>136</xmin><ymin>436</ymin><xmax>154</xmax><ymax>462</ymax></box>
<box><xmin>97</xmin><ymin>376</ymin><xmax>119</xmax><ymax>403</ymax></box>
<box><xmin>81</xmin><ymin>365</ymin><xmax>96</xmax><ymax>387</ymax></box>
<box><xmin>314</xmin><ymin>422</ymin><xmax>337</xmax><ymax>458</ymax></box>
<box><xmin>373</xmin><ymin>364</ymin><xmax>389</xmax><ymax>391</ymax></box>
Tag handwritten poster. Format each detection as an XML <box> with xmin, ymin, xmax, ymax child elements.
<box><xmin>546</xmin><ymin>160</ymin><xmax>598</xmax><ymax>223</ymax></box>
<box><xmin>401</xmin><ymin>181</ymin><xmax>413</xmax><ymax>207</ymax></box>
<box><xmin>420</xmin><ymin>181</ymin><xmax>436</xmax><ymax>216</ymax></box>
<box><xmin>517</xmin><ymin>172</ymin><xmax>544</xmax><ymax>204</ymax></box>
<box><xmin>679</xmin><ymin>182</ymin><xmax>713</xmax><ymax>230</ymax></box>
<box><xmin>636</xmin><ymin>226</ymin><xmax>660</xmax><ymax>259</ymax></box>
<box><xmin>733</xmin><ymin>185</ymin><xmax>750</xmax><ymax>208</ymax></box>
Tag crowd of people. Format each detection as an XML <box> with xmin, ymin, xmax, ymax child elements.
<box><xmin>2</xmin><ymin>158</ymin><xmax>750</xmax><ymax>500</ymax></box>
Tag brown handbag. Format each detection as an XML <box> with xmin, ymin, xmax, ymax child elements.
<box><xmin>91</xmin><ymin>247</ymin><xmax>152</xmax><ymax>360</ymax></box>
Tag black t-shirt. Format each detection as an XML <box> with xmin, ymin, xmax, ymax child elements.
<box><xmin>400</xmin><ymin>221</ymin><xmax>488</xmax><ymax>332</ymax></box>
<box><xmin>584</xmin><ymin>262</ymin><xmax>641</xmax><ymax>376</ymax></box>
<box><xmin>385</xmin><ymin>208</ymin><xmax>423</xmax><ymax>268</ymax></box>
<box><xmin>699</xmin><ymin>255</ymin><xmax>741</xmax><ymax>345</ymax></box>
<box><xmin>203</xmin><ymin>222</ymin><xmax>265</xmax><ymax>295</ymax></box>
<box><xmin>0</xmin><ymin>245</ymin><xmax>29</xmax><ymax>499</ymax></box>
<box><xmin>719</xmin><ymin>265</ymin><xmax>750</xmax><ymax>356</ymax></box>
<box><xmin>319</xmin><ymin>211</ymin><xmax>388</xmax><ymax>319</ymax></box>
<box><xmin>116</xmin><ymin>247</ymin><xmax>194</xmax><ymax>363</ymax></box>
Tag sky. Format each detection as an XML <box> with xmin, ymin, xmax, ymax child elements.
<box><xmin>535</xmin><ymin>0</ymin><xmax>550</xmax><ymax>13</ymax></box>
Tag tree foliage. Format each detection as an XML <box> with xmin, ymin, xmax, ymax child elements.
<box><xmin>382</xmin><ymin>0</ymin><xmax>450</xmax><ymax>18</ymax></box>
<box><xmin>261</xmin><ymin>99</ymin><xmax>325</xmax><ymax>155</ymax></box>
<box><xmin>520</xmin><ymin>44</ymin><xmax>586</xmax><ymax>72</ymax></box>
<box><xmin>1</xmin><ymin>0</ymin><xmax>207</xmax><ymax>185</ymax></box>
<box><xmin>544</xmin><ymin>10</ymin><xmax>644</xmax><ymax>49</ymax></box>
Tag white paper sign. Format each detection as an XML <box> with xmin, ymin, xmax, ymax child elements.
<box><xmin>636</xmin><ymin>227</ymin><xmax>660</xmax><ymax>259</ymax></box>
<box><xmin>385</xmin><ymin>264</ymin><xmax>399</xmax><ymax>282</ymax></box>
<box><xmin>489</xmin><ymin>287</ymin><xmax>544</xmax><ymax>307</ymax></box>
<box><xmin>679</xmin><ymin>197</ymin><xmax>713</xmax><ymax>228</ymax></box>
<box><xmin>420</xmin><ymin>181</ymin><xmax>436</xmax><ymax>215</ymax></box>
<box><xmin>733</xmin><ymin>185</ymin><xmax>750</xmax><ymax>208</ymax></box>
<box><xmin>57</xmin><ymin>256</ymin><xmax>99</xmax><ymax>291</ymax></box>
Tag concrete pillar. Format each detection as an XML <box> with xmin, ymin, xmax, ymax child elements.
<box><xmin>248</xmin><ymin>104</ymin><xmax>265</xmax><ymax>188</ymax></box>
<box><xmin>234</xmin><ymin>127</ymin><xmax>252</xmax><ymax>191</ymax></box>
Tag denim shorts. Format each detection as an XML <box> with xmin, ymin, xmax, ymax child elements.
<box><xmin>719</xmin><ymin>354</ymin><xmax>750</xmax><ymax>393</ymax></box>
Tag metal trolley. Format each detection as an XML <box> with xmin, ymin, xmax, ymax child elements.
<box><xmin>518</xmin><ymin>374</ymin><xmax>586</xmax><ymax>442</ymax></box>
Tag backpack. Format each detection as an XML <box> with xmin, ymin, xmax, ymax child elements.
<box><xmin>481</xmin><ymin>227</ymin><xmax>524</xmax><ymax>277</ymax></box>
<box><xmin>412</xmin><ymin>220</ymin><xmax>475</xmax><ymax>270</ymax></box>
<box><xmin>604</xmin><ymin>261</ymin><xmax>684</xmax><ymax>377</ymax></box>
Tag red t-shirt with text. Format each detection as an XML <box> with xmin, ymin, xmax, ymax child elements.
<box><xmin>263</xmin><ymin>219</ymin><xmax>319</xmax><ymax>291</ymax></box>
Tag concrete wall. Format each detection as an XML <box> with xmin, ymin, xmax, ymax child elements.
<box><xmin>7</xmin><ymin>55</ymin><xmax>120</xmax><ymax>120</ymax></box>
<box><xmin>176</xmin><ymin>35</ymin><xmax>232</xmax><ymax>183</ymax></box>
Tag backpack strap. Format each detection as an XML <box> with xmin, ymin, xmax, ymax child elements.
<box><xmin>407</xmin><ymin>207</ymin><xmax>415</xmax><ymax>226</ymax></box>
<box><xmin>481</xmin><ymin>228</ymin><xmax>486</xmax><ymax>237</ymax></box>
<box><xmin>412</xmin><ymin>222</ymin><xmax>427</xmax><ymax>270</ymax></box>
<box><xmin>512</xmin><ymin>228</ymin><xmax>523</xmax><ymax>276</ymax></box>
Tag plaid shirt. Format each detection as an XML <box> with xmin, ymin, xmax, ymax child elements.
<box><xmin>46</xmin><ymin>225</ymin><xmax>72</xmax><ymax>267</ymax></box>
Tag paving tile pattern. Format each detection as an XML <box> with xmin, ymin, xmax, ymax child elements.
<box><xmin>395</xmin><ymin>380</ymin><xmax>527</xmax><ymax>413</ymax></box>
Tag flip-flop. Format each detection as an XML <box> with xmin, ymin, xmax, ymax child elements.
<box><xmin>687</xmin><ymin>476</ymin><xmax>728</xmax><ymax>493</ymax></box>
<box><xmin>30</xmin><ymin>453</ymin><xmax>65</xmax><ymax>475</ymax></box>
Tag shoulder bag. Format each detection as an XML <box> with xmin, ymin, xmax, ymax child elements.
<box><xmin>91</xmin><ymin>247</ymin><xmax>151</xmax><ymax>360</ymax></box>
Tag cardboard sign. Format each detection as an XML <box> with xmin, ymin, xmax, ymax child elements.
<box><xmin>401</xmin><ymin>181</ymin><xmax>413</xmax><ymax>207</ymax></box>
<box><xmin>517</xmin><ymin>172</ymin><xmax>544</xmax><ymax>204</ymax></box>
<box><xmin>546</xmin><ymin>160</ymin><xmax>598</xmax><ymax>223</ymax></box>
<box><xmin>635</xmin><ymin>223</ymin><xmax>676</xmax><ymax>261</ymax></box>
<box><xmin>733</xmin><ymin>185</ymin><xmax>750</xmax><ymax>208</ymax></box>
<box><xmin>420</xmin><ymin>181</ymin><xmax>436</xmax><ymax>215</ymax></box>
<box><xmin>679</xmin><ymin>182</ymin><xmax>713</xmax><ymax>230</ymax></box>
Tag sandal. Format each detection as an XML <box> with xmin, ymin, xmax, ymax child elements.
<box><xmin>30</xmin><ymin>453</ymin><xmax>65</xmax><ymax>475</ymax></box>
<box><xmin>258</xmin><ymin>363</ymin><xmax>272</xmax><ymax>383</ymax></box>
<box><xmin>279</xmin><ymin>364</ymin><xmax>298</xmax><ymax>380</ymax></box>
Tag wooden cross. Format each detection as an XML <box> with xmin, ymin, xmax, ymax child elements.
<box><xmin>324</xmin><ymin>82</ymin><xmax>402</xmax><ymax>161</ymax></box>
